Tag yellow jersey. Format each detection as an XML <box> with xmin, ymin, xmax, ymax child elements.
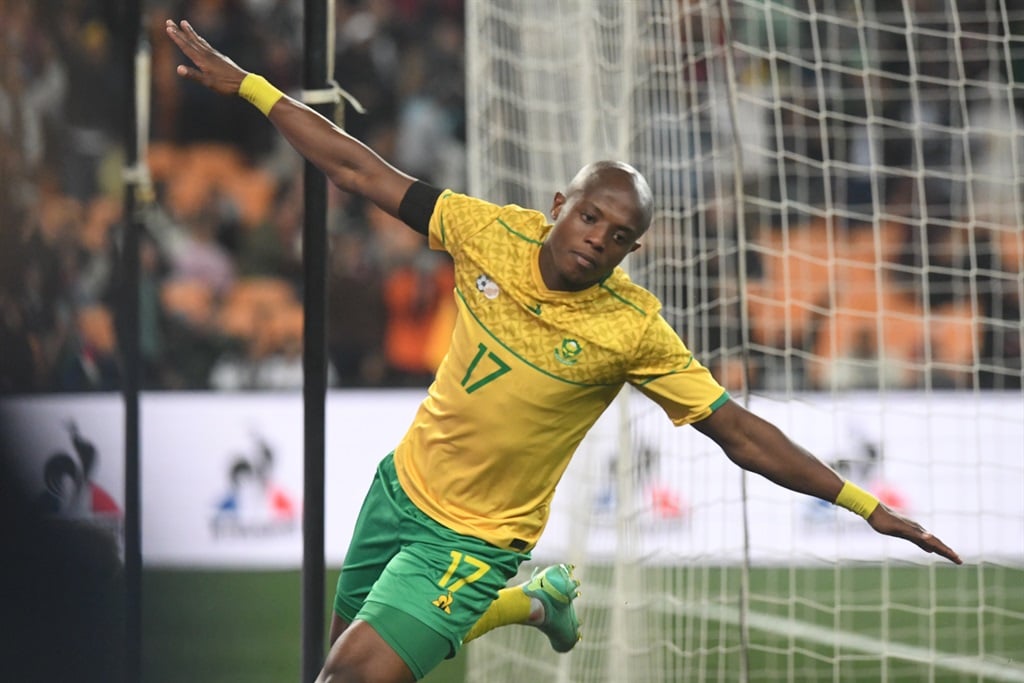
<box><xmin>393</xmin><ymin>190</ymin><xmax>728</xmax><ymax>551</ymax></box>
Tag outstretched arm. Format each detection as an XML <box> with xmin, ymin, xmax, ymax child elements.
<box><xmin>164</xmin><ymin>19</ymin><xmax>415</xmax><ymax>217</ymax></box>
<box><xmin>693</xmin><ymin>399</ymin><xmax>962</xmax><ymax>565</ymax></box>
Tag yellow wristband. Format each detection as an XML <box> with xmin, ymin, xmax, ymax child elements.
<box><xmin>238</xmin><ymin>73</ymin><xmax>284</xmax><ymax>116</ymax></box>
<box><xmin>834</xmin><ymin>481</ymin><xmax>880</xmax><ymax>519</ymax></box>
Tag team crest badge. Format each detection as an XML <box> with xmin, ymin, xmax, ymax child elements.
<box><xmin>554</xmin><ymin>338</ymin><xmax>583</xmax><ymax>366</ymax></box>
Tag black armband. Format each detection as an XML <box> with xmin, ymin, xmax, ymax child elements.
<box><xmin>398</xmin><ymin>181</ymin><xmax>443</xmax><ymax>236</ymax></box>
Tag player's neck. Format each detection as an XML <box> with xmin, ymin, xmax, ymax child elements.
<box><xmin>537</xmin><ymin>244</ymin><xmax>591</xmax><ymax>293</ymax></box>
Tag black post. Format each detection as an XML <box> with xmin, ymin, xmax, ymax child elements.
<box><xmin>301</xmin><ymin>0</ymin><xmax>331</xmax><ymax>680</ymax></box>
<box><xmin>119</xmin><ymin>2</ymin><xmax>143</xmax><ymax>682</ymax></box>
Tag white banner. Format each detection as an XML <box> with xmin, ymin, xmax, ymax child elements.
<box><xmin>2</xmin><ymin>391</ymin><xmax>1021</xmax><ymax>567</ymax></box>
<box><xmin>542</xmin><ymin>391</ymin><xmax>1024</xmax><ymax>566</ymax></box>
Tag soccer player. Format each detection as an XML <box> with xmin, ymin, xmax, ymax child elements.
<box><xmin>165</xmin><ymin>19</ymin><xmax>962</xmax><ymax>683</ymax></box>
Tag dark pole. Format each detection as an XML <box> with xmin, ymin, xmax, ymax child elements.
<box><xmin>301</xmin><ymin>0</ymin><xmax>330</xmax><ymax>680</ymax></box>
<box><xmin>119</xmin><ymin>1</ymin><xmax>144</xmax><ymax>682</ymax></box>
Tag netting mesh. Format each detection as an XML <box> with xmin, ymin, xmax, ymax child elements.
<box><xmin>464</xmin><ymin>2</ymin><xmax>1023</xmax><ymax>682</ymax></box>
<box><xmin>467</xmin><ymin>0</ymin><xmax>1022</xmax><ymax>394</ymax></box>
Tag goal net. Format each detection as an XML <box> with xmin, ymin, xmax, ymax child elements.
<box><xmin>463</xmin><ymin>1</ymin><xmax>1024</xmax><ymax>682</ymax></box>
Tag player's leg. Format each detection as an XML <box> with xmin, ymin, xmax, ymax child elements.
<box><xmin>324</xmin><ymin>454</ymin><xmax>414</xmax><ymax>681</ymax></box>
<box><xmin>326</xmin><ymin>536</ymin><xmax>519</xmax><ymax>680</ymax></box>
<box><xmin>332</xmin><ymin>456</ymin><xmax>402</xmax><ymax>628</ymax></box>
<box><xmin>329</xmin><ymin>453</ymin><xmax>526</xmax><ymax>679</ymax></box>
<box><xmin>323</xmin><ymin>612</ymin><xmax>429</xmax><ymax>683</ymax></box>
<box><xmin>329</xmin><ymin>611</ymin><xmax>348</xmax><ymax>645</ymax></box>
<box><xmin>317</xmin><ymin>617</ymin><xmax>416</xmax><ymax>683</ymax></box>
<box><xmin>463</xmin><ymin>563</ymin><xmax>582</xmax><ymax>652</ymax></box>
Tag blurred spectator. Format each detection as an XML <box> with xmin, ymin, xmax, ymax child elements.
<box><xmin>57</xmin><ymin>14</ymin><xmax>122</xmax><ymax>201</ymax></box>
<box><xmin>366</xmin><ymin>203</ymin><xmax>454</xmax><ymax>385</ymax></box>
<box><xmin>165</xmin><ymin>0</ymin><xmax>273</xmax><ymax>153</ymax></box>
<box><xmin>252</xmin><ymin>0</ymin><xmax>303</xmax><ymax>92</ymax></box>
<box><xmin>327</xmin><ymin>227</ymin><xmax>388</xmax><ymax>387</ymax></box>
<box><xmin>0</xmin><ymin>0</ymin><xmax>63</xmax><ymax>219</ymax></box>
<box><xmin>333</xmin><ymin>3</ymin><xmax>401</xmax><ymax>146</ymax></box>
<box><xmin>52</xmin><ymin>305</ymin><xmax>121</xmax><ymax>392</ymax></box>
<box><xmin>168</xmin><ymin>193</ymin><xmax>238</xmax><ymax>296</ymax></box>
<box><xmin>236</xmin><ymin>177</ymin><xmax>303</xmax><ymax>283</ymax></box>
<box><xmin>393</xmin><ymin>15</ymin><xmax>466</xmax><ymax>189</ymax></box>
<box><xmin>0</xmin><ymin>293</ymin><xmax>40</xmax><ymax>394</ymax></box>
<box><xmin>0</xmin><ymin>33</ymin><xmax>44</xmax><ymax>185</ymax></box>
<box><xmin>381</xmin><ymin>251</ymin><xmax>454</xmax><ymax>386</ymax></box>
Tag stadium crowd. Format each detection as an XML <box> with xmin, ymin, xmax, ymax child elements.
<box><xmin>0</xmin><ymin>0</ymin><xmax>1020</xmax><ymax>394</ymax></box>
<box><xmin>1</xmin><ymin>0</ymin><xmax>464</xmax><ymax>391</ymax></box>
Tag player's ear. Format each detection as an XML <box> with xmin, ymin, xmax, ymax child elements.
<box><xmin>550</xmin><ymin>192</ymin><xmax>567</xmax><ymax>219</ymax></box>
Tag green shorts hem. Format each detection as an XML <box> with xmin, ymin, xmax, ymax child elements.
<box><xmin>359</xmin><ymin>600</ymin><xmax>452</xmax><ymax>680</ymax></box>
<box><xmin>333</xmin><ymin>594</ymin><xmax>360</xmax><ymax>624</ymax></box>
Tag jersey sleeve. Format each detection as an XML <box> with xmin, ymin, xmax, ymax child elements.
<box><xmin>427</xmin><ymin>190</ymin><xmax>504</xmax><ymax>256</ymax></box>
<box><xmin>627</xmin><ymin>314</ymin><xmax>729</xmax><ymax>426</ymax></box>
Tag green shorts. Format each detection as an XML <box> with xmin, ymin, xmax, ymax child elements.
<box><xmin>334</xmin><ymin>453</ymin><xmax>530</xmax><ymax>679</ymax></box>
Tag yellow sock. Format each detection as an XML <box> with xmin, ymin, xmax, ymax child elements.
<box><xmin>463</xmin><ymin>586</ymin><xmax>533</xmax><ymax>643</ymax></box>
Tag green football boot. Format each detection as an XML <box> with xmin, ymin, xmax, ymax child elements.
<box><xmin>521</xmin><ymin>563</ymin><xmax>582</xmax><ymax>653</ymax></box>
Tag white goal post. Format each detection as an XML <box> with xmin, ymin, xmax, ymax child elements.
<box><xmin>464</xmin><ymin>1</ymin><xmax>1024</xmax><ymax>682</ymax></box>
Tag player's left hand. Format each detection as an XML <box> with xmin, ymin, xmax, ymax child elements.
<box><xmin>866</xmin><ymin>504</ymin><xmax>963</xmax><ymax>565</ymax></box>
<box><xmin>164</xmin><ymin>19</ymin><xmax>247</xmax><ymax>96</ymax></box>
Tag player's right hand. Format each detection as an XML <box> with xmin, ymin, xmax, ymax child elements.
<box><xmin>165</xmin><ymin>19</ymin><xmax>247</xmax><ymax>96</ymax></box>
<box><xmin>867</xmin><ymin>503</ymin><xmax>963</xmax><ymax>565</ymax></box>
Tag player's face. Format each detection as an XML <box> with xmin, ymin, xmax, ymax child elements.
<box><xmin>540</xmin><ymin>175</ymin><xmax>645</xmax><ymax>291</ymax></box>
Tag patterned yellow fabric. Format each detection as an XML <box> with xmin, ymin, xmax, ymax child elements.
<box><xmin>393</xmin><ymin>191</ymin><xmax>728</xmax><ymax>550</ymax></box>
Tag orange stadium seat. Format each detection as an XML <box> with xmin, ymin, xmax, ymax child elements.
<box><xmin>746</xmin><ymin>219</ymin><xmax>911</xmax><ymax>349</ymax></box>
<box><xmin>747</xmin><ymin>219</ymin><xmax>837</xmax><ymax>347</ymax></box>
<box><xmin>997</xmin><ymin>228</ymin><xmax>1023</xmax><ymax>274</ymax></box>
<box><xmin>155</xmin><ymin>143</ymin><xmax>277</xmax><ymax>228</ymax></box>
<box><xmin>146</xmin><ymin>142</ymin><xmax>183</xmax><ymax>182</ymax></box>
<box><xmin>808</xmin><ymin>289</ymin><xmax>924</xmax><ymax>389</ymax></box>
<box><xmin>835</xmin><ymin>221</ymin><xmax>905</xmax><ymax>295</ymax></box>
<box><xmin>929</xmin><ymin>300</ymin><xmax>978</xmax><ymax>370</ymax></box>
<box><xmin>220</xmin><ymin>167</ymin><xmax>276</xmax><ymax>229</ymax></box>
